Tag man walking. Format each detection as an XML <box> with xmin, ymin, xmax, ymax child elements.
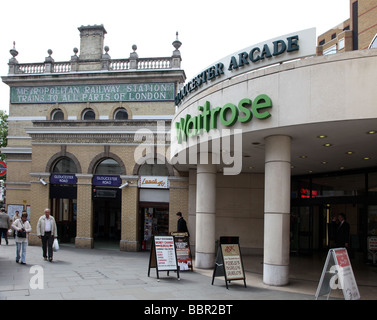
<box><xmin>0</xmin><ymin>208</ymin><xmax>10</xmax><ymax>245</ymax></box>
<box><xmin>37</xmin><ymin>208</ymin><xmax>58</xmax><ymax>262</ymax></box>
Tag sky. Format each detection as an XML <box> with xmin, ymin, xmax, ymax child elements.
<box><xmin>0</xmin><ymin>0</ymin><xmax>350</xmax><ymax>113</ymax></box>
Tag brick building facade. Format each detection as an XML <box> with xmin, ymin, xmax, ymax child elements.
<box><xmin>317</xmin><ymin>0</ymin><xmax>377</xmax><ymax>55</ymax></box>
<box><xmin>1</xmin><ymin>25</ymin><xmax>187</xmax><ymax>251</ymax></box>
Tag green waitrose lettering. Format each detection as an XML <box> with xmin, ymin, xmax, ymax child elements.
<box><xmin>175</xmin><ymin>94</ymin><xmax>272</xmax><ymax>144</ymax></box>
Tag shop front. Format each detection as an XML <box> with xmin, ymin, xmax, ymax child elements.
<box><xmin>291</xmin><ymin>169</ymin><xmax>377</xmax><ymax>260</ymax></box>
<box><xmin>171</xmin><ymin>28</ymin><xmax>377</xmax><ymax>286</ymax></box>
<box><xmin>138</xmin><ymin>176</ymin><xmax>170</xmax><ymax>250</ymax></box>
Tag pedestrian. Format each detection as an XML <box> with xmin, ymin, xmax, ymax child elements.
<box><xmin>12</xmin><ymin>210</ymin><xmax>21</xmax><ymax>239</ymax></box>
<box><xmin>0</xmin><ymin>207</ymin><xmax>10</xmax><ymax>245</ymax></box>
<box><xmin>37</xmin><ymin>208</ymin><xmax>58</xmax><ymax>262</ymax></box>
<box><xmin>12</xmin><ymin>211</ymin><xmax>31</xmax><ymax>264</ymax></box>
<box><xmin>332</xmin><ymin>213</ymin><xmax>350</xmax><ymax>248</ymax></box>
<box><xmin>176</xmin><ymin>212</ymin><xmax>189</xmax><ymax>235</ymax></box>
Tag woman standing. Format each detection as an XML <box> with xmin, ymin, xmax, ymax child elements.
<box><xmin>12</xmin><ymin>212</ymin><xmax>31</xmax><ymax>264</ymax></box>
<box><xmin>12</xmin><ymin>210</ymin><xmax>21</xmax><ymax>239</ymax></box>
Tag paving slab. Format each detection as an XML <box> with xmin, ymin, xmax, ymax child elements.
<box><xmin>0</xmin><ymin>238</ymin><xmax>375</xmax><ymax>303</ymax></box>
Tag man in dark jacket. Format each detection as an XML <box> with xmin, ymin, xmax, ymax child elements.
<box><xmin>332</xmin><ymin>213</ymin><xmax>350</xmax><ymax>248</ymax></box>
<box><xmin>0</xmin><ymin>208</ymin><xmax>10</xmax><ymax>245</ymax></box>
<box><xmin>176</xmin><ymin>212</ymin><xmax>189</xmax><ymax>234</ymax></box>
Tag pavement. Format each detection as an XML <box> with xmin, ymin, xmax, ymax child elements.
<box><xmin>0</xmin><ymin>238</ymin><xmax>376</xmax><ymax>301</ymax></box>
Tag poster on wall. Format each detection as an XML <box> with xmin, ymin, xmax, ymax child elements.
<box><xmin>148</xmin><ymin>236</ymin><xmax>180</xmax><ymax>280</ymax></box>
<box><xmin>7</xmin><ymin>204</ymin><xmax>25</xmax><ymax>220</ymax></box>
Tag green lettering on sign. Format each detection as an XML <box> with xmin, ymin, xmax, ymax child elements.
<box><xmin>175</xmin><ymin>95</ymin><xmax>272</xmax><ymax>144</ymax></box>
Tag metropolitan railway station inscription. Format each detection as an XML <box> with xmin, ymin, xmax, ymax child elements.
<box><xmin>11</xmin><ymin>83</ymin><xmax>175</xmax><ymax>104</ymax></box>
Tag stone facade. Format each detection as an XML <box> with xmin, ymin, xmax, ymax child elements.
<box><xmin>2</xmin><ymin>25</ymin><xmax>187</xmax><ymax>251</ymax></box>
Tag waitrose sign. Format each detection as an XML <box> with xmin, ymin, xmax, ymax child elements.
<box><xmin>176</xmin><ymin>94</ymin><xmax>272</xmax><ymax>144</ymax></box>
<box><xmin>175</xmin><ymin>28</ymin><xmax>316</xmax><ymax>106</ymax></box>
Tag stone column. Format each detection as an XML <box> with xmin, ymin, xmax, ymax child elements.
<box><xmin>75</xmin><ymin>174</ymin><xmax>94</xmax><ymax>249</ymax></box>
<box><xmin>263</xmin><ymin>135</ymin><xmax>291</xmax><ymax>286</ymax></box>
<box><xmin>195</xmin><ymin>163</ymin><xmax>217</xmax><ymax>269</ymax></box>
<box><xmin>120</xmin><ymin>177</ymin><xmax>139</xmax><ymax>251</ymax></box>
<box><xmin>28</xmin><ymin>173</ymin><xmax>50</xmax><ymax>246</ymax></box>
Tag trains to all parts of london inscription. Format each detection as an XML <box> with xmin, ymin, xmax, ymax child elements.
<box><xmin>11</xmin><ymin>83</ymin><xmax>175</xmax><ymax>104</ymax></box>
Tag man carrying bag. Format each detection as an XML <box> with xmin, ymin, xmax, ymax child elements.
<box><xmin>37</xmin><ymin>208</ymin><xmax>58</xmax><ymax>262</ymax></box>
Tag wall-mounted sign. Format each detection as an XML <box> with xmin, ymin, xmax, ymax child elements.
<box><xmin>175</xmin><ymin>28</ymin><xmax>316</xmax><ymax>106</ymax></box>
<box><xmin>92</xmin><ymin>175</ymin><xmax>121</xmax><ymax>187</ymax></box>
<box><xmin>0</xmin><ymin>161</ymin><xmax>6</xmax><ymax>177</ymax></box>
<box><xmin>300</xmin><ymin>188</ymin><xmax>318</xmax><ymax>198</ymax></box>
<box><xmin>50</xmin><ymin>174</ymin><xmax>77</xmax><ymax>185</ymax></box>
<box><xmin>11</xmin><ymin>83</ymin><xmax>175</xmax><ymax>104</ymax></box>
<box><xmin>138</xmin><ymin>176</ymin><xmax>169</xmax><ymax>189</ymax></box>
<box><xmin>175</xmin><ymin>95</ymin><xmax>272</xmax><ymax>144</ymax></box>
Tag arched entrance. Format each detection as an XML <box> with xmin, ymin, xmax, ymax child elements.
<box><xmin>50</xmin><ymin>157</ymin><xmax>78</xmax><ymax>244</ymax></box>
<box><xmin>92</xmin><ymin>158</ymin><xmax>122</xmax><ymax>249</ymax></box>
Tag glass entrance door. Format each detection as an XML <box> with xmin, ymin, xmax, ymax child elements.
<box><xmin>51</xmin><ymin>197</ymin><xmax>77</xmax><ymax>243</ymax></box>
<box><xmin>291</xmin><ymin>206</ymin><xmax>314</xmax><ymax>254</ymax></box>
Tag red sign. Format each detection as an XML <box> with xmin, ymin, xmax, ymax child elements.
<box><xmin>0</xmin><ymin>161</ymin><xmax>6</xmax><ymax>177</ymax></box>
<box><xmin>335</xmin><ymin>249</ymin><xmax>350</xmax><ymax>268</ymax></box>
<box><xmin>300</xmin><ymin>188</ymin><xmax>318</xmax><ymax>198</ymax></box>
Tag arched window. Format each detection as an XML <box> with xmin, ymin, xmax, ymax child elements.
<box><xmin>139</xmin><ymin>163</ymin><xmax>169</xmax><ymax>176</ymax></box>
<box><xmin>51</xmin><ymin>109</ymin><xmax>64</xmax><ymax>120</ymax></box>
<box><xmin>52</xmin><ymin>157</ymin><xmax>77</xmax><ymax>173</ymax></box>
<box><xmin>114</xmin><ymin>108</ymin><xmax>128</xmax><ymax>120</ymax></box>
<box><xmin>82</xmin><ymin>108</ymin><xmax>95</xmax><ymax>120</ymax></box>
<box><xmin>95</xmin><ymin>158</ymin><xmax>122</xmax><ymax>175</ymax></box>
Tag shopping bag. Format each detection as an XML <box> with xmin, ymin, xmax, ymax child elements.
<box><xmin>53</xmin><ymin>238</ymin><xmax>59</xmax><ymax>252</ymax></box>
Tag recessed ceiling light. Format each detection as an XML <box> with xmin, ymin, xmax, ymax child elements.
<box><xmin>323</xmin><ymin>143</ymin><xmax>332</xmax><ymax>147</ymax></box>
<box><xmin>317</xmin><ymin>135</ymin><xmax>327</xmax><ymax>139</ymax></box>
<box><xmin>346</xmin><ymin>151</ymin><xmax>354</xmax><ymax>155</ymax></box>
<box><xmin>363</xmin><ymin>157</ymin><xmax>371</xmax><ymax>160</ymax></box>
<box><xmin>339</xmin><ymin>166</ymin><xmax>345</xmax><ymax>170</ymax></box>
<box><xmin>321</xmin><ymin>161</ymin><xmax>328</xmax><ymax>164</ymax></box>
<box><xmin>367</xmin><ymin>130</ymin><xmax>377</xmax><ymax>134</ymax></box>
<box><xmin>299</xmin><ymin>155</ymin><xmax>308</xmax><ymax>159</ymax></box>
